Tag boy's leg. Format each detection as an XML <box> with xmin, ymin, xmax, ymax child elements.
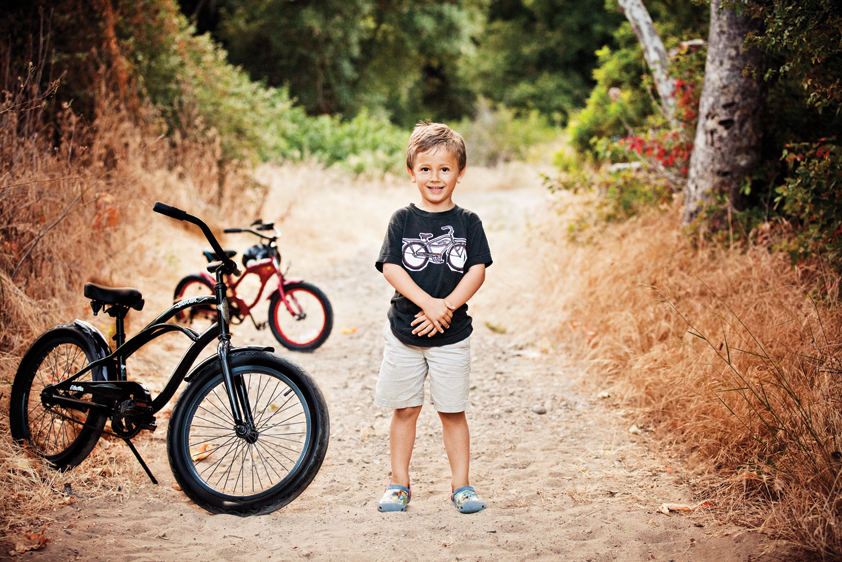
<box><xmin>438</xmin><ymin>411</ymin><xmax>470</xmax><ymax>490</ymax></box>
<box><xmin>390</xmin><ymin>406</ymin><xmax>422</xmax><ymax>488</ymax></box>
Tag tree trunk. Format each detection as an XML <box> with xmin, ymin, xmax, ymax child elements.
<box><xmin>617</xmin><ymin>0</ymin><xmax>676</xmax><ymax>126</ymax></box>
<box><xmin>682</xmin><ymin>0</ymin><xmax>767</xmax><ymax>226</ymax></box>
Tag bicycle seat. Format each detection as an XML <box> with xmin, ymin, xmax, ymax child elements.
<box><xmin>202</xmin><ymin>249</ymin><xmax>237</xmax><ymax>263</ymax></box>
<box><xmin>84</xmin><ymin>283</ymin><xmax>144</xmax><ymax>311</ymax></box>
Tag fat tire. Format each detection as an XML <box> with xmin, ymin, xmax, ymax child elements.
<box><xmin>10</xmin><ymin>325</ymin><xmax>108</xmax><ymax>470</ymax></box>
<box><xmin>173</xmin><ymin>274</ymin><xmax>215</xmax><ymax>323</ymax></box>
<box><xmin>268</xmin><ymin>282</ymin><xmax>333</xmax><ymax>352</ymax></box>
<box><xmin>167</xmin><ymin>350</ymin><xmax>330</xmax><ymax>516</ymax></box>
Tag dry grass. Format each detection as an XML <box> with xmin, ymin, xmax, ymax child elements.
<box><xmin>532</xmin><ymin>199</ymin><xmax>842</xmax><ymax>559</ymax></box>
<box><xmin>0</xmin><ymin>59</ymin><xmax>263</xmax><ymax>546</ymax></box>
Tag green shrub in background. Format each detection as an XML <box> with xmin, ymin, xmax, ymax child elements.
<box><xmin>125</xmin><ymin>1</ymin><xmax>302</xmax><ymax>165</ymax></box>
<box><xmin>547</xmin><ymin>164</ymin><xmax>673</xmax><ymax>242</ymax></box>
<box><xmin>775</xmin><ymin>142</ymin><xmax>842</xmax><ymax>268</ymax></box>
<box><xmin>288</xmin><ymin>109</ymin><xmax>408</xmax><ymax>174</ymax></box>
<box><xmin>457</xmin><ymin>99</ymin><xmax>559</xmax><ymax>166</ymax></box>
<box><xmin>568</xmin><ymin>23</ymin><xmax>657</xmax><ymax>156</ymax></box>
<box><xmin>122</xmin><ymin>0</ymin><xmax>408</xmax><ymax>174</ymax></box>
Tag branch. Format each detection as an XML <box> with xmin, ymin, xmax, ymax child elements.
<box><xmin>11</xmin><ymin>194</ymin><xmax>82</xmax><ymax>280</ymax></box>
<box><xmin>617</xmin><ymin>0</ymin><xmax>677</xmax><ymax>126</ymax></box>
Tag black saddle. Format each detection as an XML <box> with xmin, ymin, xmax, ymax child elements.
<box><xmin>202</xmin><ymin>248</ymin><xmax>237</xmax><ymax>263</ymax></box>
<box><xmin>84</xmin><ymin>283</ymin><xmax>144</xmax><ymax>311</ymax></box>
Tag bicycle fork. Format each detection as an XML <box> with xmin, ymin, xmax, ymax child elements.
<box><xmin>214</xmin><ymin>275</ymin><xmax>258</xmax><ymax>441</ymax></box>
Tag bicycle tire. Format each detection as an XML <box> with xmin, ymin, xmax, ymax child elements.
<box><xmin>173</xmin><ymin>274</ymin><xmax>215</xmax><ymax>324</ymax></box>
<box><xmin>10</xmin><ymin>324</ymin><xmax>109</xmax><ymax>470</ymax></box>
<box><xmin>268</xmin><ymin>282</ymin><xmax>333</xmax><ymax>352</ymax></box>
<box><xmin>167</xmin><ymin>350</ymin><xmax>330</xmax><ymax>515</ymax></box>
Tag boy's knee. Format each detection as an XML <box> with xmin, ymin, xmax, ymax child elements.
<box><xmin>393</xmin><ymin>406</ymin><xmax>422</xmax><ymax>422</ymax></box>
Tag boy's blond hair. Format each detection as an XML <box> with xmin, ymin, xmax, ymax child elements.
<box><xmin>406</xmin><ymin>121</ymin><xmax>467</xmax><ymax>172</ymax></box>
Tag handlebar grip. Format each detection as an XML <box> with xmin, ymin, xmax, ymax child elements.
<box><xmin>153</xmin><ymin>202</ymin><xmax>187</xmax><ymax>221</ymax></box>
<box><xmin>223</xmin><ymin>228</ymin><xmax>244</xmax><ymax>233</ymax></box>
<box><xmin>256</xmin><ymin>224</ymin><xmax>274</xmax><ymax>231</ymax></box>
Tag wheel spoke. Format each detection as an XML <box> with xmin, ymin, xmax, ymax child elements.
<box><xmin>186</xmin><ymin>373</ymin><xmax>299</xmax><ymax>494</ymax></box>
<box><xmin>254</xmin><ymin>438</ymin><xmax>299</xmax><ymax>469</ymax></box>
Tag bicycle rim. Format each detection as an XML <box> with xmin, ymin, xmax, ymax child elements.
<box><xmin>180</xmin><ymin>366</ymin><xmax>313</xmax><ymax>499</ymax></box>
<box><xmin>271</xmin><ymin>288</ymin><xmax>327</xmax><ymax>348</ymax></box>
<box><xmin>13</xmin><ymin>335</ymin><xmax>106</xmax><ymax>467</ymax></box>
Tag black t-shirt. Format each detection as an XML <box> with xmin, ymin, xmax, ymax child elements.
<box><xmin>376</xmin><ymin>203</ymin><xmax>493</xmax><ymax>347</ymax></box>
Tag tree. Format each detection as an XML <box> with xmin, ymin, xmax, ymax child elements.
<box><xmin>616</xmin><ymin>0</ymin><xmax>675</xmax><ymax>125</ymax></box>
<box><xmin>682</xmin><ymin>0</ymin><xmax>767</xmax><ymax>225</ymax></box>
<box><xmin>197</xmin><ymin>0</ymin><xmax>480</xmax><ymax>124</ymax></box>
<box><xmin>466</xmin><ymin>0</ymin><xmax>622</xmax><ymax>125</ymax></box>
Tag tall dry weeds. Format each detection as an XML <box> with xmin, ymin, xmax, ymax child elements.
<box><xmin>535</xmin><ymin>201</ymin><xmax>842</xmax><ymax>559</ymax></box>
<box><xmin>0</xmin><ymin>54</ymin><xmax>262</xmax><ymax>544</ymax></box>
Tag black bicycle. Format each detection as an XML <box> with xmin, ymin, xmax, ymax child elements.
<box><xmin>9</xmin><ymin>203</ymin><xmax>330</xmax><ymax>516</ymax></box>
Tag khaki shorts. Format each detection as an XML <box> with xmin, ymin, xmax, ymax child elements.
<box><xmin>375</xmin><ymin>323</ymin><xmax>471</xmax><ymax>413</ymax></box>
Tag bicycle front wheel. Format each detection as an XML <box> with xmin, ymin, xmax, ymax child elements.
<box><xmin>10</xmin><ymin>325</ymin><xmax>108</xmax><ymax>470</ymax></box>
<box><xmin>167</xmin><ymin>351</ymin><xmax>330</xmax><ymax>515</ymax></box>
<box><xmin>268</xmin><ymin>282</ymin><xmax>333</xmax><ymax>352</ymax></box>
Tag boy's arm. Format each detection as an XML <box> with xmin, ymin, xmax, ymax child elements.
<box><xmin>411</xmin><ymin>263</ymin><xmax>486</xmax><ymax>337</ymax></box>
<box><xmin>444</xmin><ymin>263</ymin><xmax>486</xmax><ymax>309</ymax></box>
<box><xmin>382</xmin><ymin>263</ymin><xmax>455</xmax><ymax>335</ymax></box>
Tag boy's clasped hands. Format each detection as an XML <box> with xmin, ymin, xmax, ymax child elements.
<box><xmin>411</xmin><ymin>298</ymin><xmax>457</xmax><ymax>336</ymax></box>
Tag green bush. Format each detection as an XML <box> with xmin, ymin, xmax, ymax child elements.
<box><xmin>568</xmin><ymin>23</ymin><xmax>656</xmax><ymax>156</ymax></box>
<box><xmin>775</xmin><ymin>142</ymin><xmax>842</xmax><ymax>267</ymax></box>
<box><xmin>457</xmin><ymin>100</ymin><xmax>559</xmax><ymax>166</ymax></box>
<box><xmin>286</xmin><ymin>109</ymin><xmax>408</xmax><ymax>174</ymax></box>
<box><xmin>547</xmin><ymin>164</ymin><xmax>673</xmax><ymax>243</ymax></box>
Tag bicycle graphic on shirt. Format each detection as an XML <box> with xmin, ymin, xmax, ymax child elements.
<box><xmin>402</xmin><ymin>226</ymin><xmax>467</xmax><ymax>273</ymax></box>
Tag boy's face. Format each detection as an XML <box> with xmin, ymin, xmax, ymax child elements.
<box><xmin>407</xmin><ymin>147</ymin><xmax>464</xmax><ymax>212</ymax></box>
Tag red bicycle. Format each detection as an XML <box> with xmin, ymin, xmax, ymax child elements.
<box><xmin>173</xmin><ymin>220</ymin><xmax>333</xmax><ymax>352</ymax></box>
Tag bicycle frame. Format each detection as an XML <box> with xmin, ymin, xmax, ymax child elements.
<box><xmin>49</xmin><ymin>287</ymin><xmax>267</xmax><ymax>419</ymax></box>
<box><xmin>46</xmin><ymin>203</ymin><xmax>269</xmax><ymax>444</ymax></box>
<box><xmin>194</xmin><ymin>256</ymin><xmax>303</xmax><ymax>321</ymax></box>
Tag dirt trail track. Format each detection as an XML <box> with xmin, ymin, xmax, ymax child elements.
<box><xmin>11</xmin><ymin>165</ymin><xmax>790</xmax><ymax>562</ymax></box>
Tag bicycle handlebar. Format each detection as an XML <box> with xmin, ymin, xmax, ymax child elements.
<box><xmin>153</xmin><ymin>202</ymin><xmax>187</xmax><ymax>221</ymax></box>
<box><xmin>153</xmin><ymin>202</ymin><xmax>242</xmax><ymax>276</ymax></box>
<box><xmin>221</xmin><ymin>224</ymin><xmax>280</xmax><ymax>241</ymax></box>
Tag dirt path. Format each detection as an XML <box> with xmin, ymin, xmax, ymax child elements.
<box><xmin>11</xmin><ymin>164</ymin><xmax>790</xmax><ymax>562</ymax></box>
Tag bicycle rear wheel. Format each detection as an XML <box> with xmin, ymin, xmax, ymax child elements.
<box><xmin>167</xmin><ymin>350</ymin><xmax>329</xmax><ymax>515</ymax></box>
<box><xmin>173</xmin><ymin>274</ymin><xmax>216</xmax><ymax>326</ymax></box>
<box><xmin>10</xmin><ymin>325</ymin><xmax>108</xmax><ymax>470</ymax></box>
<box><xmin>268</xmin><ymin>282</ymin><xmax>333</xmax><ymax>352</ymax></box>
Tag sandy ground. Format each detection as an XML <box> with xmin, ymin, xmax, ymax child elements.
<box><xmin>6</xmin><ymin>164</ymin><xmax>797</xmax><ymax>561</ymax></box>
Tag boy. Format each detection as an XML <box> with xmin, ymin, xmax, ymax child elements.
<box><xmin>374</xmin><ymin>122</ymin><xmax>492</xmax><ymax>514</ymax></box>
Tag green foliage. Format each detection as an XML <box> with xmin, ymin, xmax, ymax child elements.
<box><xmin>126</xmin><ymin>4</ymin><xmax>302</xmax><ymax>164</ymax></box>
<box><xmin>466</xmin><ymin>0</ymin><xmax>622</xmax><ymax>126</ymax></box>
<box><xmin>747</xmin><ymin>0</ymin><xmax>842</xmax><ymax>113</ymax></box>
<box><xmin>457</xmin><ymin>100</ymin><xmax>559</xmax><ymax>166</ymax></box>
<box><xmin>122</xmin><ymin>0</ymin><xmax>409</xmax><ymax>172</ymax></box>
<box><xmin>209</xmin><ymin>0</ymin><xmax>481</xmax><ymax>125</ymax></box>
<box><xmin>287</xmin><ymin>109</ymin><xmax>408</xmax><ymax>174</ymax></box>
<box><xmin>567</xmin><ymin>25</ymin><xmax>655</xmax><ymax>156</ymax></box>
<box><xmin>567</xmin><ymin>0</ymin><xmax>708</xmax><ymax>157</ymax></box>
<box><xmin>775</xmin><ymin>142</ymin><xmax>842</xmax><ymax>266</ymax></box>
<box><xmin>547</xmin><ymin>165</ymin><xmax>673</xmax><ymax>242</ymax></box>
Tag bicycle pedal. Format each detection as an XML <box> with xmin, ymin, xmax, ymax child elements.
<box><xmin>141</xmin><ymin>417</ymin><xmax>157</xmax><ymax>432</ymax></box>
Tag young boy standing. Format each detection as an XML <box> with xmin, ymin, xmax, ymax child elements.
<box><xmin>374</xmin><ymin>122</ymin><xmax>492</xmax><ymax>514</ymax></box>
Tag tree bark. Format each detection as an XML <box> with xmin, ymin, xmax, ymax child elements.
<box><xmin>617</xmin><ymin>0</ymin><xmax>676</xmax><ymax>126</ymax></box>
<box><xmin>682</xmin><ymin>0</ymin><xmax>767</xmax><ymax>226</ymax></box>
